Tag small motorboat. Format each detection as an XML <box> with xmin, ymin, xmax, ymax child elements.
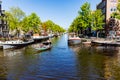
<box><xmin>68</xmin><ymin>37</ymin><xmax>81</xmax><ymax>45</ymax></box>
<box><xmin>34</xmin><ymin>41</ymin><xmax>52</xmax><ymax>52</ymax></box>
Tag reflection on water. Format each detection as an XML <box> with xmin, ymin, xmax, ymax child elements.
<box><xmin>75</xmin><ymin>46</ymin><xmax>105</xmax><ymax>80</ymax></box>
<box><xmin>4</xmin><ymin>49</ymin><xmax>23</xmax><ymax>57</ymax></box>
<box><xmin>75</xmin><ymin>46</ymin><xmax>120</xmax><ymax>80</ymax></box>
<box><xmin>0</xmin><ymin>34</ymin><xmax>120</xmax><ymax>80</ymax></box>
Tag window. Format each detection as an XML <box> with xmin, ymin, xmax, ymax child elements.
<box><xmin>114</xmin><ymin>8</ymin><xmax>116</xmax><ymax>11</ymax></box>
<box><xmin>111</xmin><ymin>8</ymin><xmax>113</xmax><ymax>11</ymax></box>
<box><xmin>110</xmin><ymin>7</ymin><xmax>117</xmax><ymax>12</ymax></box>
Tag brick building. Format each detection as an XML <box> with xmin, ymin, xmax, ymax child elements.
<box><xmin>97</xmin><ymin>0</ymin><xmax>118</xmax><ymax>36</ymax></box>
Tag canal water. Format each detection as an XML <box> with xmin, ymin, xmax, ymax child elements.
<box><xmin>0</xmin><ymin>34</ymin><xmax>120</xmax><ymax>80</ymax></box>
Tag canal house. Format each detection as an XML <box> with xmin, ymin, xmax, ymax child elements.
<box><xmin>97</xmin><ymin>0</ymin><xmax>120</xmax><ymax>37</ymax></box>
<box><xmin>0</xmin><ymin>0</ymin><xmax>9</xmax><ymax>38</ymax></box>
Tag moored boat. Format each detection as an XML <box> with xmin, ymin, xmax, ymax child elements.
<box><xmin>33</xmin><ymin>36</ymin><xmax>49</xmax><ymax>42</ymax></box>
<box><xmin>0</xmin><ymin>41</ymin><xmax>4</xmax><ymax>49</ymax></box>
<box><xmin>68</xmin><ymin>37</ymin><xmax>81</xmax><ymax>45</ymax></box>
<box><xmin>68</xmin><ymin>33</ymin><xmax>81</xmax><ymax>45</ymax></box>
<box><xmin>32</xmin><ymin>34</ymin><xmax>50</xmax><ymax>42</ymax></box>
<box><xmin>33</xmin><ymin>41</ymin><xmax>52</xmax><ymax>52</ymax></box>
<box><xmin>2</xmin><ymin>39</ymin><xmax>34</xmax><ymax>49</ymax></box>
<box><xmin>82</xmin><ymin>41</ymin><xmax>91</xmax><ymax>46</ymax></box>
<box><xmin>91</xmin><ymin>40</ymin><xmax>120</xmax><ymax>47</ymax></box>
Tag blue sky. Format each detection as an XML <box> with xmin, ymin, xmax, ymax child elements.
<box><xmin>2</xmin><ymin>0</ymin><xmax>101</xmax><ymax>29</ymax></box>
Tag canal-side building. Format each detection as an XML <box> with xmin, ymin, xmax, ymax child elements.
<box><xmin>0</xmin><ymin>1</ymin><xmax>9</xmax><ymax>38</ymax></box>
<box><xmin>97</xmin><ymin>0</ymin><xmax>119</xmax><ymax>36</ymax></box>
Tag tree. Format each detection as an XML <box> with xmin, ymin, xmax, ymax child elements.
<box><xmin>5</xmin><ymin>7</ymin><xmax>25</xmax><ymax>37</ymax></box>
<box><xmin>42</xmin><ymin>20</ymin><xmax>54</xmax><ymax>33</ymax></box>
<box><xmin>10</xmin><ymin>7</ymin><xmax>25</xmax><ymax>22</ymax></box>
<box><xmin>42</xmin><ymin>20</ymin><xmax>65</xmax><ymax>34</ymax></box>
<box><xmin>92</xmin><ymin>10</ymin><xmax>104</xmax><ymax>31</ymax></box>
<box><xmin>68</xmin><ymin>16</ymin><xmax>82</xmax><ymax>34</ymax></box>
<box><xmin>68</xmin><ymin>2</ymin><xmax>92</xmax><ymax>36</ymax></box>
<box><xmin>92</xmin><ymin>10</ymin><xmax>105</xmax><ymax>38</ymax></box>
<box><xmin>78</xmin><ymin>2</ymin><xmax>92</xmax><ymax>31</ymax></box>
<box><xmin>22</xmin><ymin>13</ymin><xmax>41</xmax><ymax>33</ymax></box>
<box><xmin>69</xmin><ymin>2</ymin><xmax>105</xmax><ymax>37</ymax></box>
<box><xmin>69</xmin><ymin>2</ymin><xmax>92</xmax><ymax>36</ymax></box>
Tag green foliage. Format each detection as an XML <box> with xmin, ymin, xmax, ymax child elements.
<box><xmin>92</xmin><ymin>10</ymin><xmax>104</xmax><ymax>31</ymax></box>
<box><xmin>22</xmin><ymin>13</ymin><xmax>41</xmax><ymax>33</ymax></box>
<box><xmin>42</xmin><ymin>20</ymin><xmax>65</xmax><ymax>33</ymax></box>
<box><xmin>5</xmin><ymin>12</ymin><xmax>15</xmax><ymax>30</ymax></box>
<box><xmin>42</xmin><ymin>20</ymin><xmax>54</xmax><ymax>32</ymax></box>
<box><xmin>69</xmin><ymin>2</ymin><xmax>105</xmax><ymax>33</ymax></box>
<box><xmin>68</xmin><ymin>16</ymin><xmax>82</xmax><ymax>32</ymax></box>
<box><xmin>68</xmin><ymin>2</ymin><xmax>92</xmax><ymax>33</ymax></box>
<box><xmin>5</xmin><ymin>7</ymin><xmax>25</xmax><ymax>31</ymax></box>
<box><xmin>78</xmin><ymin>2</ymin><xmax>92</xmax><ymax>29</ymax></box>
<box><xmin>10</xmin><ymin>7</ymin><xmax>25</xmax><ymax>22</ymax></box>
<box><xmin>6</xmin><ymin>7</ymin><xmax>65</xmax><ymax>35</ymax></box>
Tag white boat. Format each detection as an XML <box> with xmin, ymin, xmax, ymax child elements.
<box><xmin>33</xmin><ymin>41</ymin><xmax>52</xmax><ymax>52</ymax></box>
<box><xmin>35</xmin><ymin>44</ymin><xmax>52</xmax><ymax>52</ymax></box>
<box><xmin>0</xmin><ymin>41</ymin><xmax>4</xmax><ymax>49</ymax></box>
<box><xmin>68</xmin><ymin>37</ymin><xmax>81</xmax><ymax>45</ymax></box>
<box><xmin>2</xmin><ymin>39</ymin><xmax>34</xmax><ymax>49</ymax></box>
<box><xmin>32</xmin><ymin>36</ymin><xmax>49</xmax><ymax>42</ymax></box>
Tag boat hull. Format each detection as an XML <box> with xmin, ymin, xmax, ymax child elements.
<box><xmin>33</xmin><ymin>36</ymin><xmax>50</xmax><ymax>42</ymax></box>
<box><xmin>2</xmin><ymin>40</ymin><xmax>34</xmax><ymax>49</ymax></box>
<box><xmin>68</xmin><ymin>38</ymin><xmax>81</xmax><ymax>45</ymax></box>
<box><xmin>91</xmin><ymin>40</ymin><xmax>120</xmax><ymax>47</ymax></box>
<box><xmin>3</xmin><ymin>41</ymin><xmax>33</xmax><ymax>46</ymax></box>
<box><xmin>35</xmin><ymin>46</ymin><xmax>52</xmax><ymax>52</ymax></box>
<box><xmin>3</xmin><ymin>45</ymin><xmax>15</xmax><ymax>49</ymax></box>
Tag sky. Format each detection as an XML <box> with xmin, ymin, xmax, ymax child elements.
<box><xmin>2</xmin><ymin>0</ymin><xmax>101</xmax><ymax>29</ymax></box>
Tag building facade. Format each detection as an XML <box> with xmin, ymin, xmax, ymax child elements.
<box><xmin>97</xmin><ymin>0</ymin><xmax>118</xmax><ymax>36</ymax></box>
<box><xmin>0</xmin><ymin>1</ymin><xmax>9</xmax><ymax>38</ymax></box>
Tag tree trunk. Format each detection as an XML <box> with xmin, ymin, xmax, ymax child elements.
<box><xmin>97</xmin><ymin>31</ymin><xmax>99</xmax><ymax>38</ymax></box>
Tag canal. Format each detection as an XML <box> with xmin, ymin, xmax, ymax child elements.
<box><xmin>0</xmin><ymin>34</ymin><xmax>120</xmax><ymax>80</ymax></box>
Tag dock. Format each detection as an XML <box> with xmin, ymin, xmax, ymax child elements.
<box><xmin>91</xmin><ymin>40</ymin><xmax>120</xmax><ymax>47</ymax></box>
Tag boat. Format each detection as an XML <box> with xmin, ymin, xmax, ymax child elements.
<box><xmin>68</xmin><ymin>37</ymin><xmax>81</xmax><ymax>45</ymax></box>
<box><xmin>0</xmin><ymin>41</ymin><xmax>4</xmax><ymax>49</ymax></box>
<box><xmin>2</xmin><ymin>39</ymin><xmax>34</xmax><ymax>49</ymax></box>
<box><xmin>82</xmin><ymin>41</ymin><xmax>91</xmax><ymax>46</ymax></box>
<box><xmin>33</xmin><ymin>36</ymin><xmax>50</xmax><ymax>42</ymax></box>
<box><xmin>91</xmin><ymin>40</ymin><xmax>120</xmax><ymax>47</ymax></box>
<box><xmin>34</xmin><ymin>41</ymin><xmax>52</xmax><ymax>52</ymax></box>
<box><xmin>32</xmin><ymin>34</ymin><xmax>50</xmax><ymax>42</ymax></box>
<box><xmin>35</xmin><ymin>45</ymin><xmax>52</xmax><ymax>51</ymax></box>
<box><xmin>68</xmin><ymin>33</ymin><xmax>81</xmax><ymax>45</ymax></box>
